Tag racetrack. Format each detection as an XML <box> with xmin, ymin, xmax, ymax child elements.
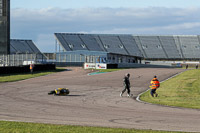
<box><xmin>0</xmin><ymin>67</ymin><xmax>200</xmax><ymax>132</ymax></box>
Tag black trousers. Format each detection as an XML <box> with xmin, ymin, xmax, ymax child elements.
<box><xmin>150</xmin><ymin>89</ymin><xmax>157</xmax><ymax>96</ymax></box>
<box><xmin>30</xmin><ymin>69</ymin><xmax>33</xmax><ymax>74</ymax></box>
<box><xmin>121</xmin><ymin>85</ymin><xmax>130</xmax><ymax>95</ymax></box>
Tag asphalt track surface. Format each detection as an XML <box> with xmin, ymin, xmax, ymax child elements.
<box><xmin>1</xmin><ymin>67</ymin><xmax>200</xmax><ymax>132</ymax></box>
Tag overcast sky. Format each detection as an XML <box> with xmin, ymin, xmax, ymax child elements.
<box><xmin>11</xmin><ymin>0</ymin><xmax>200</xmax><ymax>52</ymax></box>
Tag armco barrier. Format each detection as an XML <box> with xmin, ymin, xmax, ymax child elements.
<box><xmin>118</xmin><ymin>63</ymin><xmax>179</xmax><ymax>68</ymax></box>
<box><xmin>0</xmin><ymin>64</ymin><xmax>56</xmax><ymax>75</ymax></box>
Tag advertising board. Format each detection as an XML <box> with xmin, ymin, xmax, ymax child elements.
<box><xmin>96</xmin><ymin>63</ymin><xmax>107</xmax><ymax>69</ymax></box>
<box><xmin>84</xmin><ymin>63</ymin><xmax>107</xmax><ymax>69</ymax></box>
<box><xmin>84</xmin><ymin>63</ymin><xmax>96</xmax><ymax>69</ymax></box>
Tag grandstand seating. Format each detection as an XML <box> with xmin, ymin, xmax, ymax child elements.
<box><xmin>79</xmin><ymin>34</ymin><xmax>104</xmax><ymax>51</ymax></box>
<box><xmin>176</xmin><ymin>36</ymin><xmax>200</xmax><ymax>59</ymax></box>
<box><xmin>158</xmin><ymin>36</ymin><xmax>181</xmax><ymax>59</ymax></box>
<box><xmin>54</xmin><ymin>33</ymin><xmax>72</xmax><ymax>51</ymax></box>
<box><xmin>92</xmin><ymin>35</ymin><xmax>108</xmax><ymax>52</ymax></box>
<box><xmin>60</xmin><ymin>33</ymin><xmax>88</xmax><ymax>51</ymax></box>
<box><xmin>137</xmin><ymin>36</ymin><xmax>167</xmax><ymax>59</ymax></box>
<box><xmin>133</xmin><ymin>36</ymin><xmax>147</xmax><ymax>58</ymax></box>
<box><xmin>119</xmin><ymin>35</ymin><xmax>143</xmax><ymax>57</ymax></box>
<box><xmin>10</xmin><ymin>39</ymin><xmax>41</xmax><ymax>54</ymax></box>
<box><xmin>98</xmin><ymin>35</ymin><xmax>128</xmax><ymax>55</ymax></box>
<box><xmin>54</xmin><ymin>33</ymin><xmax>200</xmax><ymax>60</ymax></box>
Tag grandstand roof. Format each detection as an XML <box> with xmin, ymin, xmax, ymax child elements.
<box><xmin>10</xmin><ymin>39</ymin><xmax>41</xmax><ymax>54</ymax></box>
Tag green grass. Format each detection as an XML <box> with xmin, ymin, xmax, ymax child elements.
<box><xmin>0</xmin><ymin>68</ymin><xmax>120</xmax><ymax>83</ymax></box>
<box><xmin>0</xmin><ymin>68</ymin><xmax>65</xmax><ymax>83</ymax></box>
<box><xmin>140</xmin><ymin>69</ymin><xmax>200</xmax><ymax>109</ymax></box>
<box><xmin>98</xmin><ymin>69</ymin><xmax>123</xmax><ymax>73</ymax></box>
<box><xmin>0</xmin><ymin>121</ymin><xmax>185</xmax><ymax>133</ymax></box>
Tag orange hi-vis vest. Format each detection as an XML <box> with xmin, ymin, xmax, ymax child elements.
<box><xmin>30</xmin><ymin>64</ymin><xmax>34</xmax><ymax>70</ymax></box>
<box><xmin>150</xmin><ymin>78</ymin><xmax>160</xmax><ymax>89</ymax></box>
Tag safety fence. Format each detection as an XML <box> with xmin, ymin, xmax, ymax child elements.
<box><xmin>56</xmin><ymin>54</ymin><xmax>105</xmax><ymax>63</ymax></box>
<box><xmin>0</xmin><ymin>53</ymin><xmax>138</xmax><ymax>67</ymax></box>
<box><xmin>0</xmin><ymin>54</ymin><xmax>47</xmax><ymax>66</ymax></box>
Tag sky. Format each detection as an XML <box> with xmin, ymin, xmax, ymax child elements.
<box><xmin>11</xmin><ymin>0</ymin><xmax>200</xmax><ymax>52</ymax></box>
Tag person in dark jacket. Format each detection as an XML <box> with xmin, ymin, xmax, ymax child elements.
<box><xmin>120</xmin><ymin>73</ymin><xmax>131</xmax><ymax>97</ymax></box>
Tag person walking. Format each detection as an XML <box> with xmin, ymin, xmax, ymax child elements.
<box><xmin>150</xmin><ymin>76</ymin><xmax>160</xmax><ymax>97</ymax></box>
<box><xmin>120</xmin><ymin>73</ymin><xmax>131</xmax><ymax>97</ymax></box>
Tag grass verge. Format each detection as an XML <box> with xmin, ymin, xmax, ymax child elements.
<box><xmin>98</xmin><ymin>68</ymin><xmax>123</xmax><ymax>73</ymax></box>
<box><xmin>0</xmin><ymin>68</ymin><xmax>65</xmax><ymax>83</ymax></box>
<box><xmin>0</xmin><ymin>121</ymin><xmax>186</xmax><ymax>133</ymax></box>
<box><xmin>140</xmin><ymin>69</ymin><xmax>200</xmax><ymax>109</ymax></box>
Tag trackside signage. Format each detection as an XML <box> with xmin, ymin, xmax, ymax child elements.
<box><xmin>84</xmin><ymin>63</ymin><xmax>107</xmax><ymax>69</ymax></box>
<box><xmin>96</xmin><ymin>63</ymin><xmax>107</xmax><ymax>69</ymax></box>
<box><xmin>84</xmin><ymin>63</ymin><xmax>96</xmax><ymax>69</ymax></box>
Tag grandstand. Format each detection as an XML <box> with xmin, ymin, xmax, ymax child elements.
<box><xmin>54</xmin><ymin>33</ymin><xmax>142</xmax><ymax>57</ymax></box>
<box><xmin>54</xmin><ymin>33</ymin><xmax>143</xmax><ymax>66</ymax></box>
<box><xmin>135</xmin><ymin>36</ymin><xmax>167</xmax><ymax>59</ymax></box>
<box><xmin>10</xmin><ymin>39</ymin><xmax>41</xmax><ymax>54</ymax></box>
<box><xmin>54</xmin><ymin>33</ymin><xmax>200</xmax><ymax>61</ymax></box>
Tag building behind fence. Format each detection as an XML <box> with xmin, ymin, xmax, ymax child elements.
<box><xmin>55</xmin><ymin>50</ymin><xmax>141</xmax><ymax>66</ymax></box>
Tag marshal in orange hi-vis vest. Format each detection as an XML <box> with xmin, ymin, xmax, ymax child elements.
<box><xmin>30</xmin><ymin>63</ymin><xmax>34</xmax><ymax>70</ymax></box>
<box><xmin>150</xmin><ymin>78</ymin><xmax>160</xmax><ymax>89</ymax></box>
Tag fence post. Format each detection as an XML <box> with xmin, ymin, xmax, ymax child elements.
<box><xmin>7</xmin><ymin>54</ymin><xmax>9</xmax><ymax>66</ymax></box>
<box><xmin>80</xmin><ymin>54</ymin><xmax>81</xmax><ymax>62</ymax></box>
<box><xmin>75</xmin><ymin>54</ymin><xmax>76</xmax><ymax>62</ymax></box>
<box><xmin>17</xmin><ymin>54</ymin><xmax>18</xmax><ymax>66</ymax></box>
<box><xmin>5</xmin><ymin>54</ymin><xmax>7</xmax><ymax>66</ymax></box>
<box><xmin>13</xmin><ymin>54</ymin><xmax>15</xmax><ymax>66</ymax></box>
<box><xmin>3</xmin><ymin>54</ymin><xmax>4</xmax><ymax>66</ymax></box>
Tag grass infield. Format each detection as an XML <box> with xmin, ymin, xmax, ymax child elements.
<box><xmin>0</xmin><ymin>68</ymin><xmax>121</xmax><ymax>83</ymax></box>
<box><xmin>0</xmin><ymin>121</ymin><xmax>186</xmax><ymax>133</ymax></box>
<box><xmin>98</xmin><ymin>68</ymin><xmax>123</xmax><ymax>73</ymax></box>
<box><xmin>140</xmin><ymin>69</ymin><xmax>200</xmax><ymax>109</ymax></box>
<box><xmin>0</xmin><ymin>68</ymin><xmax>65</xmax><ymax>83</ymax></box>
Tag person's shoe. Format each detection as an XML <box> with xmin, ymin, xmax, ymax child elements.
<box><xmin>127</xmin><ymin>94</ymin><xmax>131</xmax><ymax>97</ymax></box>
<box><xmin>155</xmin><ymin>94</ymin><xmax>158</xmax><ymax>97</ymax></box>
<box><xmin>120</xmin><ymin>93</ymin><xmax>123</xmax><ymax>97</ymax></box>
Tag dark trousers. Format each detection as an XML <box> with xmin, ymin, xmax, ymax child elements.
<box><xmin>150</xmin><ymin>89</ymin><xmax>157</xmax><ymax>97</ymax></box>
<box><xmin>30</xmin><ymin>69</ymin><xmax>33</xmax><ymax>74</ymax></box>
<box><xmin>121</xmin><ymin>85</ymin><xmax>130</xmax><ymax>95</ymax></box>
